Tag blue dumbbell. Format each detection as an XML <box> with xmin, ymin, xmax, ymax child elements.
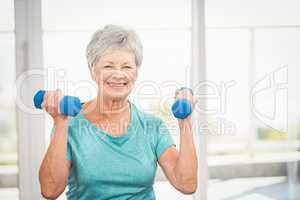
<box><xmin>33</xmin><ymin>90</ymin><xmax>82</xmax><ymax>117</ymax></box>
<box><xmin>171</xmin><ymin>87</ymin><xmax>193</xmax><ymax>119</ymax></box>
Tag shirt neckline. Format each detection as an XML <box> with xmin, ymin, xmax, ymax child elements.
<box><xmin>78</xmin><ymin>100</ymin><xmax>136</xmax><ymax>145</ymax></box>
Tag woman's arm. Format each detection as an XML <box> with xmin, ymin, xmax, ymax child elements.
<box><xmin>38</xmin><ymin>90</ymin><xmax>71</xmax><ymax>199</ymax></box>
<box><xmin>158</xmin><ymin>118</ymin><xmax>198</xmax><ymax>194</ymax></box>
<box><xmin>39</xmin><ymin>118</ymin><xmax>71</xmax><ymax>199</ymax></box>
<box><xmin>158</xmin><ymin>89</ymin><xmax>198</xmax><ymax>194</ymax></box>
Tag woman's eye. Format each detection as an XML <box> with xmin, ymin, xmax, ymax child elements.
<box><xmin>124</xmin><ymin>66</ymin><xmax>132</xmax><ymax>69</ymax></box>
<box><xmin>104</xmin><ymin>65</ymin><xmax>113</xmax><ymax>69</ymax></box>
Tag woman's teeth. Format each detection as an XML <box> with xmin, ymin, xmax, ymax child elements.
<box><xmin>107</xmin><ymin>82</ymin><xmax>127</xmax><ymax>87</ymax></box>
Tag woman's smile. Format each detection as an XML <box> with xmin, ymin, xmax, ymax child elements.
<box><xmin>106</xmin><ymin>81</ymin><xmax>128</xmax><ymax>88</ymax></box>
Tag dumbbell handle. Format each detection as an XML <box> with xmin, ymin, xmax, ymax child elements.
<box><xmin>171</xmin><ymin>87</ymin><xmax>193</xmax><ymax>119</ymax></box>
<box><xmin>33</xmin><ymin>90</ymin><xmax>82</xmax><ymax>117</ymax></box>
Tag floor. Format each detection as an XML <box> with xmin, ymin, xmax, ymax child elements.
<box><xmin>0</xmin><ymin>177</ymin><xmax>299</xmax><ymax>200</ymax></box>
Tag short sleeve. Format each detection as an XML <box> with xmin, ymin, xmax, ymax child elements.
<box><xmin>50</xmin><ymin>125</ymin><xmax>72</xmax><ymax>161</ymax></box>
<box><xmin>155</xmin><ymin>119</ymin><xmax>176</xmax><ymax>160</ymax></box>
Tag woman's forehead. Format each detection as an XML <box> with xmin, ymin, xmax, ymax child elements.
<box><xmin>100</xmin><ymin>49</ymin><xmax>135</xmax><ymax>64</ymax></box>
<box><xmin>102</xmin><ymin>60</ymin><xmax>133</xmax><ymax>66</ymax></box>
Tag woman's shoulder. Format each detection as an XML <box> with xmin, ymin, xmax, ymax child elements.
<box><xmin>131</xmin><ymin>102</ymin><xmax>164</xmax><ymax>128</ymax></box>
<box><xmin>67</xmin><ymin>114</ymin><xmax>82</xmax><ymax>126</ymax></box>
<box><xmin>67</xmin><ymin>100</ymin><xmax>95</xmax><ymax>128</ymax></box>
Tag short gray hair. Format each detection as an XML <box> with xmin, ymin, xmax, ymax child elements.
<box><xmin>86</xmin><ymin>24</ymin><xmax>143</xmax><ymax>69</ymax></box>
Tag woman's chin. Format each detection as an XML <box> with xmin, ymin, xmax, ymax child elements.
<box><xmin>104</xmin><ymin>91</ymin><xmax>129</xmax><ymax>101</ymax></box>
<box><xmin>103</xmin><ymin>85</ymin><xmax>130</xmax><ymax>98</ymax></box>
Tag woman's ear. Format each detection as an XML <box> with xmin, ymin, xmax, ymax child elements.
<box><xmin>132</xmin><ymin>67</ymin><xmax>138</xmax><ymax>82</ymax></box>
<box><xmin>89</xmin><ymin>65</ymin><xmax>97</xmax><ymax>82</ymax></box>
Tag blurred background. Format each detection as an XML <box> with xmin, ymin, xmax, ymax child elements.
<box><xmin>1</xmin><ymin>0</ymin><xmax>300</xmax><ymax>199</ymax></box>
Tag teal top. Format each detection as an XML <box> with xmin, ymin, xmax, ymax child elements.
<box><xmin>51</xmin><ymin>101</ymin><xmax>175</xmax><ymax>200</ymax></box>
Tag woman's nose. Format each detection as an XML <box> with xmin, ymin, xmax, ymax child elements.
<box><xmin>111</xmin><ymin>69</ymin><xmax>127</xmax><ymax>78</ymax></box>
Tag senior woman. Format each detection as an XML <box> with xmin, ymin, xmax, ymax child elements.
<box><xmin>39</xmin><ymin>25</ymin><xmax>198</xmax><ymax>200</ymax></box>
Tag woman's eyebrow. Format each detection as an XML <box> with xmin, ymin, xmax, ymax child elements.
<box><xmin>103</xmin><ymin>61</ymin><xmax>115</xmax><ymax>65</ymax></box>
<box><xmin>122</xmin><ymin>62</ymin><xmax>135</xmax><ymax>65</ymax></box>
<box><xmin>102</xmin><ymin>61</ymin><xmax>134</xmax><ymax>66</ymax></box>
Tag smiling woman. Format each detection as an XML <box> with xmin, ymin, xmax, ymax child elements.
<box><xmin>92</xmin><ymin>49</ymin><xmax>137</xmax><ymax>102</ymax></box>
<box><xmin>38</xmin><ymin>24</ymin><xmax>198</xmax><ymax>200</ymax></box>
<box><xmin>86</xmin><ymin>25</ymin><xmax>141</xmax><ymax>103</ymax></box>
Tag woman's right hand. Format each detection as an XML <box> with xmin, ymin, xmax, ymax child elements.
<box><xmin>41</xmin><ymin>89</ymin><xmax>69</xmax><ymax>123</ymax></box>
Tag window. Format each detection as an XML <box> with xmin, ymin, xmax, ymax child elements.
<box><xmin>0</xmin><ymin>0</ymin><xmax>18</xmax><ymax>199</ymax></box>
<box><xmin>206</xmin><ymin>0</ymin><xmax>300</xmax><ymax>199</ymax></box>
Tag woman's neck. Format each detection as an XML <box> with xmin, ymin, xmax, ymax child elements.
<box><xmin>93</xmin><ymin>96</ymin><xmax>130</xmax><ymax>119</ymax></box>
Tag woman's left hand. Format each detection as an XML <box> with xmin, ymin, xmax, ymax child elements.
<box><xmin>174</xmin><ymin>88</ymin><xmax>198</xmax><ymax>128</ymax></box>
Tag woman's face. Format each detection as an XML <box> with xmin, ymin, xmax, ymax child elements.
<box><xmin>92</xmin><ymin>49</ymin><xmax>137</xmax><ymax>101</ymax></box>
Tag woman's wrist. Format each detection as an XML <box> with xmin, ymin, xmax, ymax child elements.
<box><xmin>53</xmin><ymin>116</ymin><xmax>69</xmax><ymax>126</ymax></box>
<box><xmin>178</xmin><ymin>118</ymin><xmax>192</xmax><ymax>131</ymax></box>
